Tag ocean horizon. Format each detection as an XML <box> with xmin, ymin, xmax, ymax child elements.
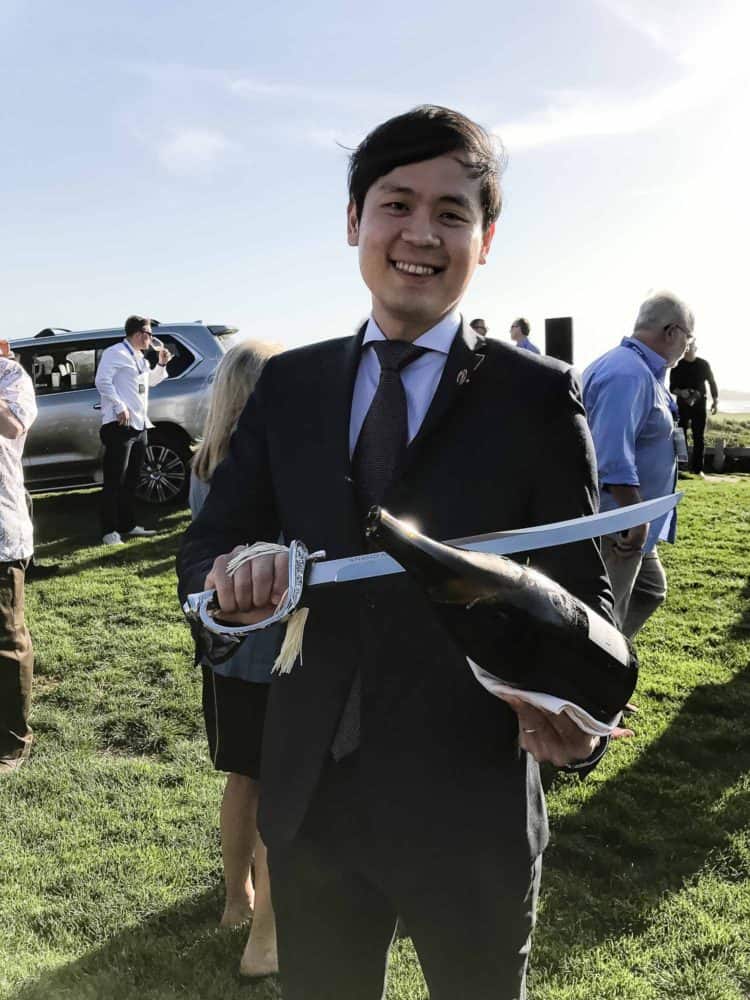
<box><xmin>719</xmin><ymin>399</ymin><xmax>750</xmax><ymax>414</ymax></box>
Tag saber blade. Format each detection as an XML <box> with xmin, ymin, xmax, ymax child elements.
<box><xmin>183</xmin><ymin>492</ymin><xmax>682</xmax><ymax>637</ymax></box>
<box><xmin>307</xmin><ymin>492</ymin><xmax>682</xmax><ymax>586</ymax></box>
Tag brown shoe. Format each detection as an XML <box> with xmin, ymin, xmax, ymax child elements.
<box><xmin>0</xmin><ymin>741</ymin><xmax>32</xmax><ymax>775</ymax></box>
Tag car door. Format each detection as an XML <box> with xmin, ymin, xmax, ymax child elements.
<box><xmin>18</xmin><ymin>337</ymin><xmax>120</xmax><ymax>489</ymax></box>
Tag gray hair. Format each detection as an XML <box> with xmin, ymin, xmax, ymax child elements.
<box><xmin>634</xmin><ymin>291</ymin><xmax>694</xmax><ymax>334</ymax></box>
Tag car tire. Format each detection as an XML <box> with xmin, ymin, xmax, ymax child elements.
<box><xmin>137</xmin><ymin>429</ymin><xmax>191</xmax><ymax>506</ymax></box>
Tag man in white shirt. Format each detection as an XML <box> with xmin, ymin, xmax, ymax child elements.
<box><xmin>0</xmin><ymin>341</ymin><xmax>38</xmax><ymax>774</ymax></box>
<box><xmin>95</xmin><ymin>315</ymin><xmax>170</xmax><ymax>545</ymax></box>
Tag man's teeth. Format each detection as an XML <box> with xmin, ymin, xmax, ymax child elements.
<box><xmin>394</xmin><ymin>261</ymin><xmax>437</xmax><ymax>276</ymax></box>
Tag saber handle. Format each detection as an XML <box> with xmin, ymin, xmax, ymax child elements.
<box><xmin>182</xmin><ymin>589</ymin><xmax>292</xmax><ymax>636</ymax></box>
<box><xmin>183</xmin><ymin>540</ymin><xmax>326</xmax><ymax>637</ymax></box>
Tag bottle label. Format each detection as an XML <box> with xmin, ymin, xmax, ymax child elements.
<box><xmin>586</xmin><ymin>608</ymin><xmax>630</xmax><ymax>666</ymax></box>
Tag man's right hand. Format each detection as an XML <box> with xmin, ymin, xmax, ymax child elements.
<box><xmin>204</xmin><ymin>546</ymin><xmax>289</xmax><ymax>625</ymax></box>
<box><xmin>612</xmin><ymin>522</ymin><xmax>648</xmax><ymax>558</ymax></box>
<box><xmin>606</xmin><ymin>485</ymin><xmax>648</xmax><ymax>559</ymax></box>
<box><xmin>116</xmin><ymin>407</ymin><xmax>130</xmax><ymax>426</ymax></box>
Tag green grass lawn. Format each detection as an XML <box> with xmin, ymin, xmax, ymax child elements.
<box><xmin>707</xmin><ymin>413</ymin><xmax>750</xmax><ymax>448</ymax></box>
<box><xmin>2</xmin><ymin>478</ymin><xmax>749</xmax><ymax>999</ymax></box>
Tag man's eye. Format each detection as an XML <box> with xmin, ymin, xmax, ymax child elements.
<box><xmin>441</xmin><ymin>212</ymin><xmax>467</xmax><ymax>223</ymax></box>
<box><xmin>384</xmin><ymin>202</ymin><xmax>408</xmax><ymax>211</ymax></box>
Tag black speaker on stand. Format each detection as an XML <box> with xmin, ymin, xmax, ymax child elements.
<box><xmin>545</xmin><ymin>317</ymin><xmax>574</xmax><ymax>363</ymax></box>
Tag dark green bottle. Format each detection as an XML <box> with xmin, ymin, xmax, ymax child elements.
<box><xmin>365</xmin><ymin>507</ymin><xmax>637</xmax><ymax>723</ymax></box>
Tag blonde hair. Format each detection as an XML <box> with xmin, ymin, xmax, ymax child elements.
<box><xmin>193</xmin><ymin>339</ymin><xmax>281</xmax><ymax>482</ymax></box>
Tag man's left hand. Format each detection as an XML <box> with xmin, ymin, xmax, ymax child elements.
<box><xmin>158</xmin><ymin>347</ymin><xmax>172</xmax><ymax>366</ymax></box>
<box><xmin>501</xmin><ymin>695</ymin><xmax>604</xmax><ymax>766</ymax></box>
<box><xmin>711</xmin><ymin>400</ymin><xmax>718</xmax><ymax>415</ymax></box>
<box><xmin>612</xmin><ymin>522</ymin><xmax>648</xmax><ymax>559</ymax></box>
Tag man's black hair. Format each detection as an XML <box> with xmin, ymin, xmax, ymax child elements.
<box><xmin>348</xmin><ymin>105</ymin><xmax>504</xmax><ymax>231</ymax></box>
<box><xmin>124</xmin><ymin>315</ymin><xmax>150</xmax><ymax>338</ymax></box>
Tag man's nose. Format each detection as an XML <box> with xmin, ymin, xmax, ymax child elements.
<box><xmin>401</xmin><ymin>213</ymin><xmax>440</xmax><ymax>247</ymax></box>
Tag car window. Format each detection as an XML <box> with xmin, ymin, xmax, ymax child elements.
<box><xmin>16</xmin><ymin>330</ymin><xmax>199</xmax><ymax>397</ymax></box>
<box><xmin>66</xmin><ymin>349</ymin><xmax>95</xmax><ymax>384</ymax></box>
<box><xmin>144</xmin><ymin>334</ymin><xmax>196</xmax><ymax>378</ymax></box>
<box><xmin>95</xmin><ymin>340</ymin><xmax>122</xmax><ymax>370</ymax></box>
<box><xmin>21</xmin><ymin>340</ymin><xmax>116</xmax><ymax>395</ymax></box>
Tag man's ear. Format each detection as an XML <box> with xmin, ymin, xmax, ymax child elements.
<box><xmin>347</xmin><ymin>201</ymin><xmax>359</xmax><ymax>246</ymax></box>
<box><xmin>479</xmin><ymin>222</ymin><xmax>495</xmax><ymax>266</ymax></box>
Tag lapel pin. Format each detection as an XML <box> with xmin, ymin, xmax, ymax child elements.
<box><xmin>473</xmin><ymin>354</ymin><xmax>486</xmax><ymax>371</ymax></box>
<box><xmin>457</xmin><ymin>369</ymin><xmax>469</xmax><ymax>385</ymax></box>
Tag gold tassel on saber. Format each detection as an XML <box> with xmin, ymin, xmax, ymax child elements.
<box><xmin>225</xmin><ymin>542</ymin><xmax>311</xmax><ymax>674</ymax></box>
<box><xmin>274</xmin><ymin>607</ymin><xmax>310</xmax><ymax>674</ymax></box>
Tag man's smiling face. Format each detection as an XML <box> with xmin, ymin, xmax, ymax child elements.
<box><xmin>347</xmin><ymin>153</ymin><xmax>495</xmax><ymax>342</ymax></box>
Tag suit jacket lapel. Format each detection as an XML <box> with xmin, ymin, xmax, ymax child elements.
<box><xmin>308</xmin><ymin>325</ymin><xmax>366</xmax><ymax>551</ymax></box>
<box><xmin>329</xmin><ymin>324</ymin><xmax>365</xmax><ymax>475</ymax></box>
<box><xmin>399</xmin><ymin>321</ymin><xmax>485</xmax><ymax>477</ymax></box>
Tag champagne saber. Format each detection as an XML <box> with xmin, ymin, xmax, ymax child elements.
<box><xmin>184</xmin><ymin>492</ymin><xmax>682</xmax><ymax>637</ymax></box>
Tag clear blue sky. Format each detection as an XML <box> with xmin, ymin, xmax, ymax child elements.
<box><xmin>2</xmin><ymin>0</ymin><xmax>747</xmax><ymax>394</ymax></box>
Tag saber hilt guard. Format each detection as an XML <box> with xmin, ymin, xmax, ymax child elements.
<box><xmin>182</xmin><ymin>539</ymin><xmax>326</xmax><ymax>638</ymax></box>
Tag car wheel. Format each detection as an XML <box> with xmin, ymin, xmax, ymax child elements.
<box><xmin>137</xmin><ymin>431</ymin><xmax>190</xmax><ymax>505</ymax></box>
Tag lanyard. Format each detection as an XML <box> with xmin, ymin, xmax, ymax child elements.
<box><xmin>123</xmin><ymin>339</ymin><xmax>146</xmax><ymax>376</ymax></box>
<box><xmin>622</xmin><ymin>339</ymin><xmax>678</xmax><ymax>418</ymax></box>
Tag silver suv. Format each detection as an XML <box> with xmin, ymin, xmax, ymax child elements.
<box><xmin>10</xmin><ymin>322</ymin><xmax>238</xmax><ymax>505</ymax></box>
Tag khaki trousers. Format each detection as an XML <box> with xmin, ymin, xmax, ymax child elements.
<box><xmin>0</xmin><ymin>561</ymin><xmax>34</xmax><ymax>758</ymax></box>
<box><xmin>602</xmin><ymin>538</ymin><xmax>668</xmax><ymax>639</ymax></box>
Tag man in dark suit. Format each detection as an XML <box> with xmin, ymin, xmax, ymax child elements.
<box><xmin>178</xmin><ymin>105</ymin><xmax>613</xmax><ymax>999</ymax></box>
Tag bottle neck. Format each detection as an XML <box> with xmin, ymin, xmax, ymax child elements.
<box><xmin>365</xmin><ymin>507</ymin><xmax>460</xmax><ymax>588</ymax></box>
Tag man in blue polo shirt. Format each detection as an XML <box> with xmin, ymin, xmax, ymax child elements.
<box><xmin>510</xmin><ymin>317</ymin><xmax>541</xmax><ymax>354</ymax></box>
<box><xmin>583</xmin><ymin>291</ymin><xmax>693</xmax><ymax>637</ymax></box>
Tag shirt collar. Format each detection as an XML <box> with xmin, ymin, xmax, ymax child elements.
<box><xmin>363</xmin><ymin>309</ymin><xmax>461</xmax><ymax>355</ymax></box>
<box><xmin>122</xmin><ymin>338</ymin><xmax>142</xmax><ymax>357</ymax></box>
<box><xmin>621</xmin><ymin>336</ymin><xmax>668</xmax><ymax>381</ymax></box>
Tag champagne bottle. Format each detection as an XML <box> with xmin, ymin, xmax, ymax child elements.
<box><xmin>365</xmin><ymin>507</ymin><xmax>637</xmax><ymax>723</ymax></box>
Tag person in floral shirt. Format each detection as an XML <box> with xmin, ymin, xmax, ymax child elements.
<box><xmin>0</xmin><ymin>340</ymin><xmax>38</xmax><ymax>774</ymax></box>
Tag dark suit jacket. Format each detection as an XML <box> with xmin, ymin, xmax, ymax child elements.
<box><xmin>178</xmin><ymin>324</ymin><xmax>613</xmax><ymax>857</ymax></box>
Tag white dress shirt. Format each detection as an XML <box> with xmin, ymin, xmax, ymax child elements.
<box><xmin>95</xmin><ymin>340</ymin><xmax>168</xmax><ymax>430</ymax></box>
<box><xmin>0</xmin><ymin>359</ymin><xmax>37</xmax><ymax>560</ymax></box>
<box><xmin>349</xmin><ymin>310</ymin><xmax>461</xmax><ymax>457</ymax></box>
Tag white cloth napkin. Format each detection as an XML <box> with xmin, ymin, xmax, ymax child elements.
<box><xmin>466</xmin><ymin>658</ymin><xmax>622</xmax><ymax>736</ymax></box>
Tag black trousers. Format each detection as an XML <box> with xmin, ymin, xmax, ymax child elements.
<box><xmin>0</xmin><ymin>561</ymin><xmax>33</xmax><ymax>758</ymax></box>
<box><xmin>99</xmin><ymin>423</ymin><xmax>148</xmax><ymax>534</ymax></box>
<box><xmin>268</xmin><ymin>758</ymin><xmax>541</xmax><ymax>1000</ymax></box>
<box><xmin>677</xmin><ymin>398</ymin><xmax>707</xmax><ymax>473</ymax></box>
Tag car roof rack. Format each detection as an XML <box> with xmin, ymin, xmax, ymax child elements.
<box><xmin>35</xmin><ymin>328</ymin><xmax>71</xmax><ymax>338</ymax></box>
